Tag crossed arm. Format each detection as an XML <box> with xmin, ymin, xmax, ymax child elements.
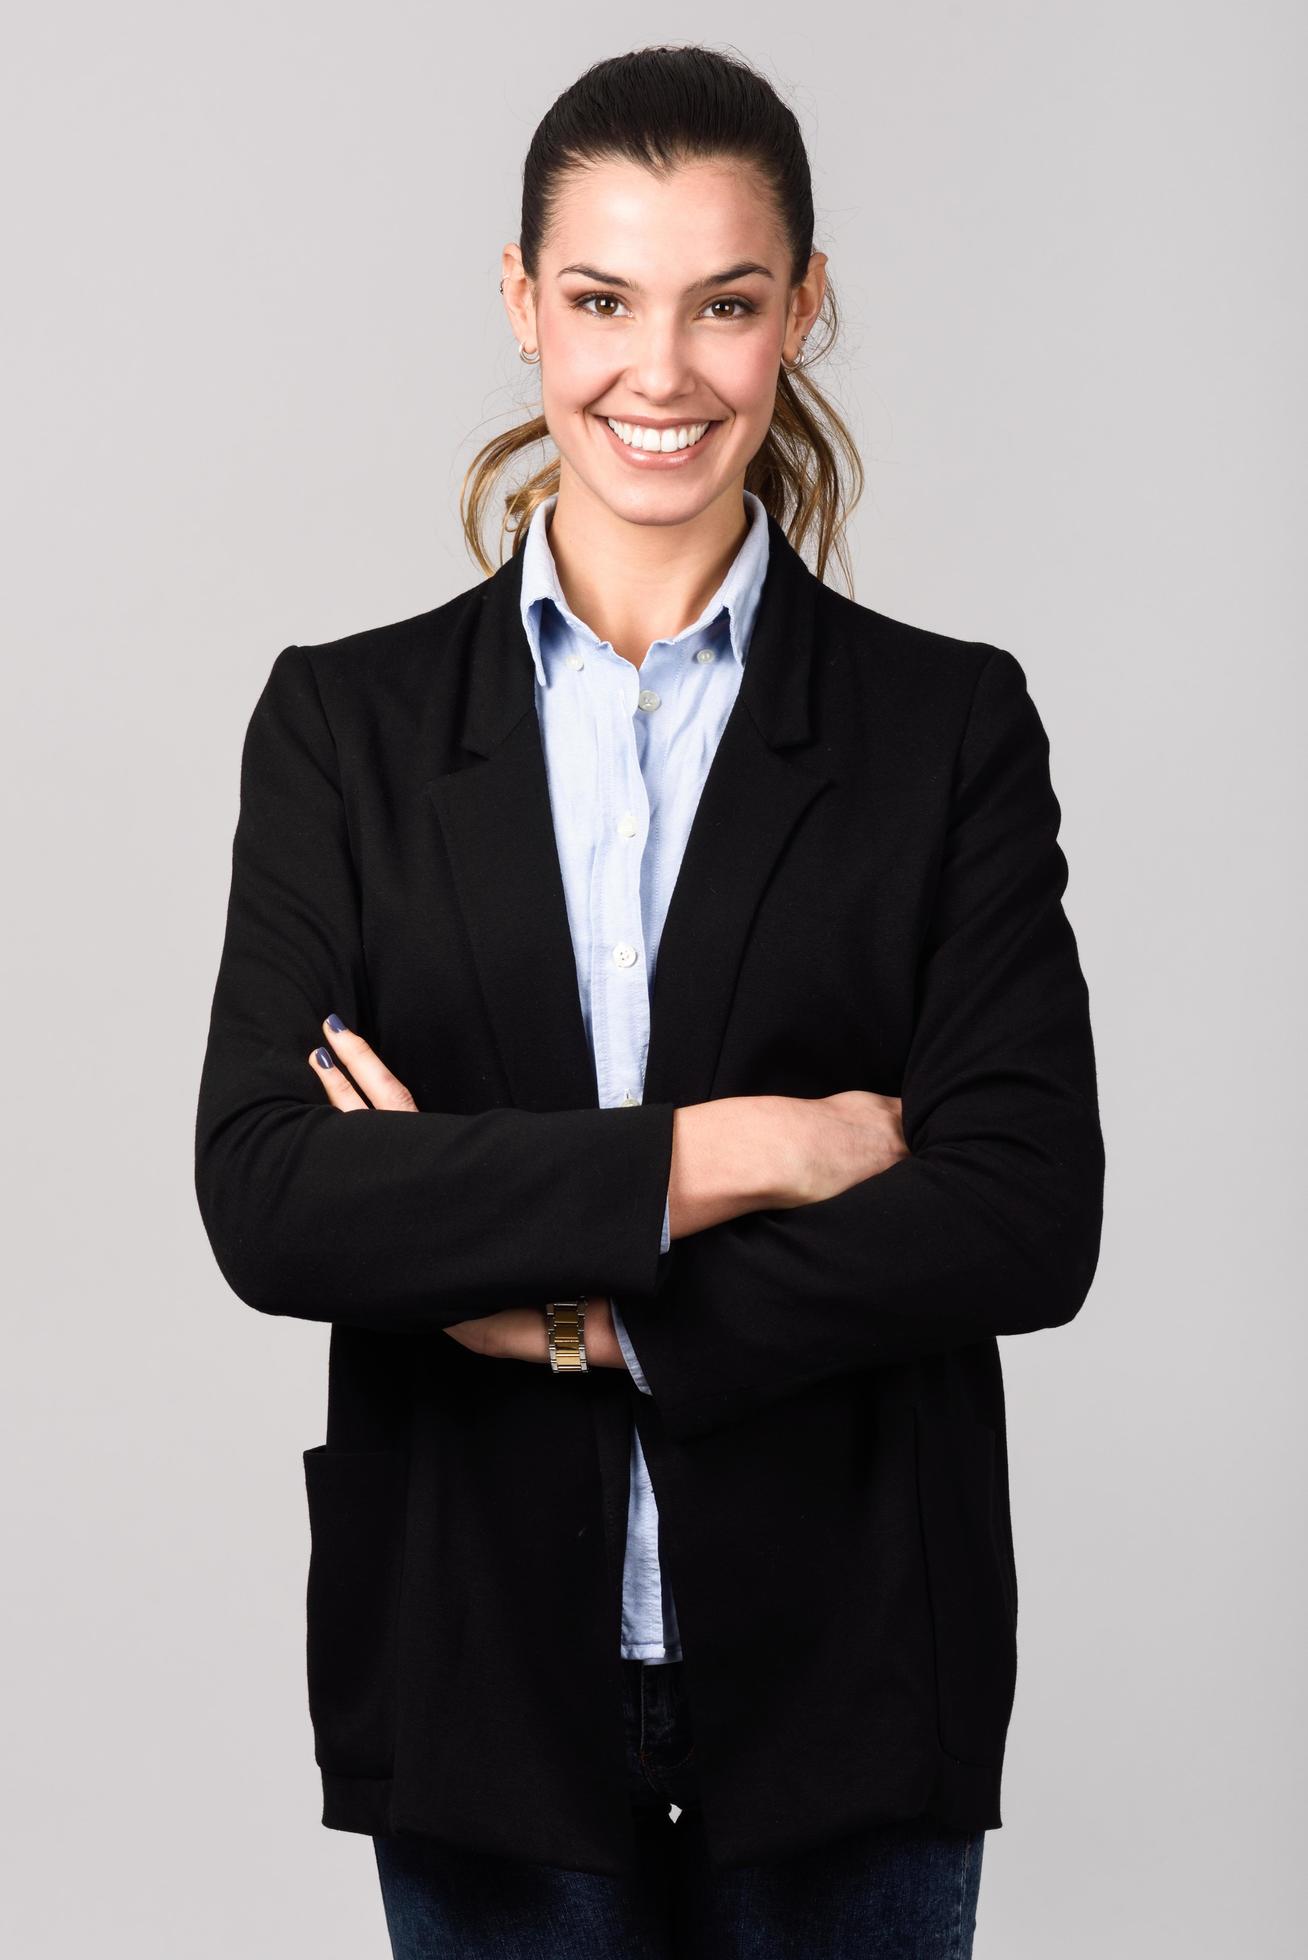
<box><xmin>195</xmin><ymin>641</ymin><xmax>1104</xmax><ymax>1445</ymax></box>
<box><xmin>299</xmin><ymin>1013</ymin><xmax>903</xmax><ymax>1383</ymax></box>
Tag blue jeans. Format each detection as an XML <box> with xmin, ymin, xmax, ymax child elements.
<box><xmin>373</xmin><ymin>1658</ymin><xmax>985</xmax><ymax>1958</ymax></box>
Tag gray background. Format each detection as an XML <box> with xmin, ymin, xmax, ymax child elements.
<box><xmin>3</xmin><ymin>4</ymin><xmax>1303</xmax><ymax>1953</ymax></box>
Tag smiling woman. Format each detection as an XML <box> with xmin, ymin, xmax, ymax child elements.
<box><xmin>194</xmin><ymin>38</ymin><xmax>1103</xmax><ymax>1960</ymax></box>
<box><xmin>466</xmin><ymin>66</ymin><xmax>865</xmax><ymax>599</ymax></box>
<box><xmin>471</xmin><ymin>146</ymin><xmax>858</xmax><ymax>672</ymax></box>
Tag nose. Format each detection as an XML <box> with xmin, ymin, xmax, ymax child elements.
<box><xmin>621</xmin><ymin>319</ymin><xmax>700</xmax><ymax>406</ymax></box>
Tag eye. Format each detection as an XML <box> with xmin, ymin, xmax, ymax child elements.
<box><xmin>572</xmin><ymin>292</ymin><xmax>631</xmax><ymax>319</ymax></box>
<box><xmin>570</xmin><ymin>292</ymin><xmax>759</xmax><ymax>321</ymax></box>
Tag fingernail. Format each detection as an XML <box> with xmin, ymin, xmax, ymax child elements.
<box><xmin>326</xmin><ymin>1013</ymin><xmax>347</xmax><ymax>1032</ymax></box>
<box><xmin>314</xmin><ymin>1047</ymin><xmax>335</xmax><ymax>1069</ymax></box>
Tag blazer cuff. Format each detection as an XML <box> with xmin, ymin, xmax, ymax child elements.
<box><xmin>610</xmin><ymin>1296</ymin><xmax>652</xmax><ymax>1393</ymax></box>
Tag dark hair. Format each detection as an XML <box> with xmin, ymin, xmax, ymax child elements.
<box><xmin>460</xmin><ymin>44</ymin><xmax>865</xmax><ymax>588</ymax></box>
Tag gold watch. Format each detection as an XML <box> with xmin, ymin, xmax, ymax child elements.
<box><xmin>544</xmin><ymin>1295</ymin><xmax>589</xmax><ymax>1373</ymax></box>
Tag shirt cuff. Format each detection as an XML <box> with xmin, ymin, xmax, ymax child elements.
<box><xmin>659</xmin><ymin>1190</ymin><xmax>671</xmax><ymax>1256</ymax></box>
<box><xmin>610</xmin><ymin>1296</ymin><xmax>653</xmax><ymax>1393</ymax></box>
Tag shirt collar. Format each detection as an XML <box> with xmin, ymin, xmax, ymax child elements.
<box><xmin>518</xmin><ymin>489</ymin><xmax>771</xmax><ymax>688</ymax></box>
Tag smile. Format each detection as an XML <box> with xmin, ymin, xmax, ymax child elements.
<box><xmin>595</xmin><ymin>414</ymin><xmax>721</xmax><ymax>468</ymax></box>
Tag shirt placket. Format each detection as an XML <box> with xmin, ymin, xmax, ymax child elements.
<box><xmin>591</xmin><ymin>653</ymin><xmax>653</xmax><ymax>1114</ymax></box>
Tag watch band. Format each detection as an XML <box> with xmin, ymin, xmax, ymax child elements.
<box><xmin>544</xmin><ymin>1295</ymin><xmax>589</xmax><ymax>1373</ymax></box>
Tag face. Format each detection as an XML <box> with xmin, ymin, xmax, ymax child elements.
<box><xmin>501</xmin><ymin>156</ymin><xmax>826</xmax><ymax>528</ymax></box>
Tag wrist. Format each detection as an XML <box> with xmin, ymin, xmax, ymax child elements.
<box><xmin>542</xmin><ymin>1295</ymin><xmax>626</xmax><ymax>1371</ymax></box>
<box><xmin>669</xmin><ymin>1096</ymin><xmax>793</xmax><ymax>1234</ymax></box>
<box><xmin>747</xmin><ymin>1095</ymin><xmax>809</xmax><ymax>1209</ymax></box>
<box><xmin>582</xmin><ymin>1295</ymin><xmax>627</xmax><ymax>1369</ymax></box>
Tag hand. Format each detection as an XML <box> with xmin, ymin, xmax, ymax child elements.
<box><xmin>768</xmin><ymin>1089</ymin><xmax>909</xmax><ymax>1209</ymax></box>
<box><xmin>307</xmin><ymin>1015</ymin><xmax>628</xmax><ymax>1368</ymax></box>
<box><xmin>308</xmin><ymin>1013</ymin><xmax>419</xmax><ymax>1113</ymax></box>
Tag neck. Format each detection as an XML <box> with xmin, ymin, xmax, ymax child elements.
<box><xmin>544</xmin><ymin>472</ymin><xmax>750</xmax><ymax>669</ymax></box>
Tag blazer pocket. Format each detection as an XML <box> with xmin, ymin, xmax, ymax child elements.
<box><xmin>301</xmin><ymin>1444</ymin><xmax>409</xmax><ymax>1778</ymax></box>
<box><xmin>913</xmin><ymin>1410</ymin><xmax>1018</xmax><ymax>1768</ymax></box>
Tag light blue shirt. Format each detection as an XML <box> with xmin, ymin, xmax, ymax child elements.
<box><xmin>518</xmin><ymin>487</ymin><xmax>771</xmax><ymax>1662</ymax></box>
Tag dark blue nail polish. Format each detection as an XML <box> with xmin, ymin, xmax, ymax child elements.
<box><xmin>326</xmin><ymin>1013</ymin><xmax>347</xmax><ymax>1032</ymax></box>
<box><xmin>314</xmin><ymin>1047</ymin><xmax>335</xmax><ymax>1069</ymax></box>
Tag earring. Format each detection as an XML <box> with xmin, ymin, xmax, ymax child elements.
<box><xmin>518</xmin><ymin>342</ymin><xmax>540</xmax><ymax>364</ymax></box>
<box><xmin>790</xmin><ymin>335</ymin><xmax>809</xmax><ymax>370</ymax></box>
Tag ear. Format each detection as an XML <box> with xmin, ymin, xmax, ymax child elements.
<box><xmin>500</xmin><ymin>244</ymin><xmax>537</xmax><ymax>346</ymax></box>
<box><xmin>783</xmin><ymin>252</ymin><xmax>827</xmax><ymax>365</ymax></box>
<box><xmin>795</xmin><ymin>249</ymin><xmax>828</xmax><ymax>339</ymax></box>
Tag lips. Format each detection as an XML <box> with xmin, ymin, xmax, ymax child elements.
<box><xmin>595</xmin><ymin>414</ymin><xmax>721</xmax><ymax>468</ymax></box>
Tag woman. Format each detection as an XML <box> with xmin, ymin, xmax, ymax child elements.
<box><xmin>195</xmin><ymin>43</ymin><xmax>1104</xmax><ymax>1960</ymax></box>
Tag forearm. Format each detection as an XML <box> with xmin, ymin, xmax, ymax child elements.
<box><xmin>622</xmin><ymin>1110</ymin><xmax>1104</xmax><ymax>1437</ymax></box>
<box><xmin>664</xmin><ymin>1095</ymin><xmax>791</xmax><ymax>1240</ymax></box>
<box><xmin>195</xmin><ymin>1079</ymin><xmax>676</xmax><ymax>1331</ymax></box>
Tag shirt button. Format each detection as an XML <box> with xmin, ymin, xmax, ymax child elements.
<box><xmin>619</xmin><ymin>1090</ymin><xmax>640</xmax><ymax>1106</ymax></box>
<box><xmin>637</xmin><ymin>689</ymin><xmax>661</xmax><ymax>712</ymax></box>
<box><xmin>565</xmin><ymin>653</ymin><xmax>584</xmax><ymax>670</ymax></box>
<box><xmin>612</xmin><ymin>942</ymin><xmax>639</xmax><ymax>968</ymax></box>
<box><xmin>617</xmin><ymin>811</ymin><xmax>637</xmax><ymax>837</ymax></box>
<box><xmin>694</xmin><ymin>647</ymin><xmax>716</xmax><ymax>663</ymax></box>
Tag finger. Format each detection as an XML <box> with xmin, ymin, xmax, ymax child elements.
<box><xmin>319</xmin><ymin>1013</ymin><xmax>418</xmax><ymax>1112</ymax></box>
<box><xmin>308</xmin><ymin>1044</ymin><xmax>369</xmax><ymax>1110</ymax></box>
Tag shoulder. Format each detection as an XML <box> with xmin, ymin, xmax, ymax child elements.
<box><xmin>293</xmin><ymin>567</ymin><xmax>497</xmax><ymax>688</ymax></box>
<box><xmin>256</xmin><ymin>560</ymin><xmax>512</xmax><ymax>740</ymax></box>
<box><xmin>812</xmin><ymin>580</ymin><xmax>1032</xmax><ymax>730</ymax></box>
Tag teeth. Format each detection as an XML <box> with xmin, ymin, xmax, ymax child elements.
<box><xmin>605</xmin><ymin>418</ymin><xmax>710</xmax><ymax>453</ymax></box>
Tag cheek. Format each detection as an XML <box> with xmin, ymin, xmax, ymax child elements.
<box><xmin>710</xmin><ymin>337</ymin><xmax>781</xmax><ymax>421</ymax></box>
<box><xmin>542</xmin><ymin>328</ymin><xmax>613</xmax><ymax>407</ymax></box>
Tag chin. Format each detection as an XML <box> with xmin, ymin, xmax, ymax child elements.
<box><xmin>607</xmin><ymin>478</ymin><xmax>727</xmax><ymax>518</ymax></box>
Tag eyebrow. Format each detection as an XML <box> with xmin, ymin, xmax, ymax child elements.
<box><xmin>556</xmin><ymin>261</ymin><xmax>775</xmax><ymax>294</ymax></box>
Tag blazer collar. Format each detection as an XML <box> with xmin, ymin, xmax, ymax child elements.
<box><xmin>460</xmin><ymin>506</ymin><xmax>819</xmax><ymax>756</ymax></box>
<box><xmin>424</xmin><ymin>510</ymin><xmax>835</xmax><ymax>1118</ymax></box>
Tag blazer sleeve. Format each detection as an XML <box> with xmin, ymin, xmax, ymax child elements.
<box><xmin>607</xmin><ymin>1192</ymin><xmax>668</xmax><ymax>1392</ymax></box>
<box><xmin>194</xmin><ymin>644</ymin><xmax>676</xmax><ymax>1333</ymax></box>
<box><xmin>611</xmin><ymin>645</ymin><xmax>1106</xmax><ymax>1444</ymax></box>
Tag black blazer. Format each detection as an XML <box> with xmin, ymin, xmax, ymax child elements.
<box><xmin>194</xmin><ymin>511</ymin><xmax>1105</xmax><ymax>1875</ymax></box>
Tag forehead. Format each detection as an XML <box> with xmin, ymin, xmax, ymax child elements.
<box><xmin>544</xmin><ymin>157</ymin><xmax>784</xmax><ymax>271</ymax></box>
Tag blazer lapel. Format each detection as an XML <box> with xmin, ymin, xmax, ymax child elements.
<box><xmin>425</xmin><ymin>512</ymin><xmax>837</xmax><ymax>1116</ymax></box>
<box><xmin>644</xmin><ymin>518</ymin><xmax>837</xmax><ymax>1108</ymax></box>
